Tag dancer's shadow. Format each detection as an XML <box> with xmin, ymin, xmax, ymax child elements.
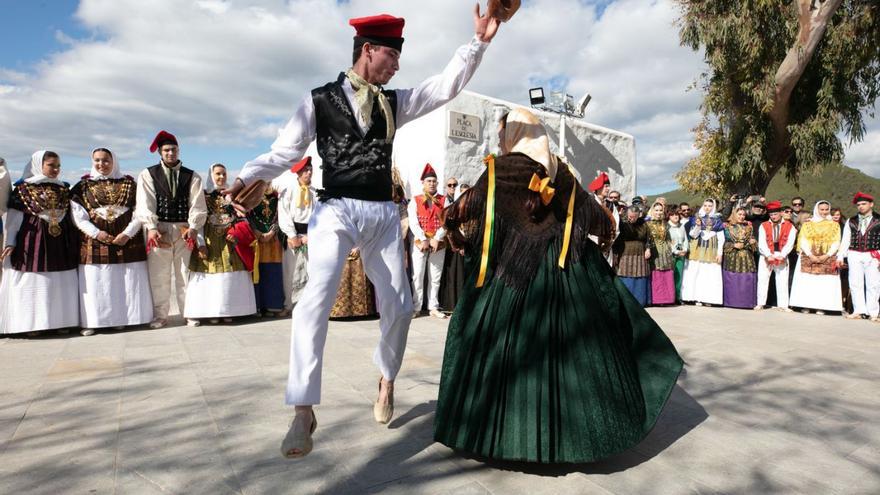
<box><xmin>388</xmin><ymin>400</ymin><xmax>436</xmax><ymax>429</ymax></box>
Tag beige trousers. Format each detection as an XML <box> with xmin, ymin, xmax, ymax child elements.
<box><xmin>147</xmin><ymin>222</ymin><xmax>190</xmax><ymax>320</ymax></box>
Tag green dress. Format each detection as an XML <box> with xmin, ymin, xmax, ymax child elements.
<box><xmin>433</xmin><ymin>153</ymin><xmax>684</xmax><ymax>463</ymax></box>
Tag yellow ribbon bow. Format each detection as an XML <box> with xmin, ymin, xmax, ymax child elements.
<box><xmin>528</xmin><ymin>173</ymin><xmax>556</xmax><ymax>205</ymax></box>
<box><xmin>295</xmin><ymin>184</ymin><xmax>310</xmax><ymax>208</ymax></box>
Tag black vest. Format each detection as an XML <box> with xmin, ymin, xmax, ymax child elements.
<box><xmin>311</xmin><ymin>73</ymin><xmax>398</xmax><ymax>202</ymax></box>
<box><xmin>847</xmin><ymin>212</ymin><xmax>880</xmax><ymax>252</ymax></box>
<box><xmin>147</xmin><ymin>164</ymin><xmax>193</xmax><ymax>223</ymax></box>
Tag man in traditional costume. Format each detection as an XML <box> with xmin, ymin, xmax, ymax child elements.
<box><xmin>409</xmin><ymin>163</ymin><xmax>448</xmax><ymax>319</ymax></box>
<box><xmin>837</xmin><ymin>192</ymin><xmax>880</xmax><ymax>321</ymax></box>
<box><xmin>756</xmin><ymin>201</ymin><xmax>796</xmax><ymax>311</ymax></box>
<box><xmin>588</xmin><ymin>172</ymin><xmax>618</xmax><ymax>265</ymax></box>
<box><xmin>225</xmin><ymin>9</ymin><xmax>501</xmax><ymax>458</ymax></box>
<box><xmin>135</xmin><ymin>130</ymin><xmax>208</xmax><ymax>329</ymax></box>
<box><xmin>278</xmin><ymin>157</ymin><xmax>315</xmax><ymax>310</ymax></box>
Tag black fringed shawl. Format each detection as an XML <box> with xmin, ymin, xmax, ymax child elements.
<box><xmin>444</xmin><ymin>152</ymin><xmax>614</xmax><ymax>290</ymax></box>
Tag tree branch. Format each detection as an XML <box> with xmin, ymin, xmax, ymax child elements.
<box><xmin>773</xmin><ymin>0</ymin><xmax>843</xmax><ymax>115</ymax></box>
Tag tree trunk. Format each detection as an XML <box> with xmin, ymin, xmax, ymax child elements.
<box><xmin>752</xmin><ymin>0</ymin><xmax>844</xmax><ymax>195</ymax></box>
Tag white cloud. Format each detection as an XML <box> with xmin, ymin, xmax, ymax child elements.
<box><xmin>0</xmin><ymin>0</ymin><xmax>874</xmax><ymax>194</ymax></box>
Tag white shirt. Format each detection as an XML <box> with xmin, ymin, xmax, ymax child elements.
<box><xmin>758</xmin><ymin>221</ymin><xmax>796</xmax><ymax>259</ymax></box>
<box><xmin>278</xmin><ymin>181</ymin><xmax>316</xmax><ymax>238</ymax></box>
<box><xmin>238</xmin><ymin>36</ymin><xmax>489</xmax><ymax>185</ymax></box>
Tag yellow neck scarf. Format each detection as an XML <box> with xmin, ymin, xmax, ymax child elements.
<box><xmin>295</xmin><ymin>184</ymin><xmax>311</xmax><ymax>208</ymax></box>
<box><xmin>345</xmin><ymin>68</ymin><xmax>395</xmax><ymax>142</ymax></box>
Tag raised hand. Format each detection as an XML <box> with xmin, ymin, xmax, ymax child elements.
<box><xmin>474</xmin><ymin>3</ymin><xmax>501</xmax><ymax>43</ymax></box>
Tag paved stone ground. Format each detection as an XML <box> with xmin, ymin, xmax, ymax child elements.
<box><xmin>0</xmin><ymin>305</ymin><xmax>878</xmax><ymax>494</ymax></box>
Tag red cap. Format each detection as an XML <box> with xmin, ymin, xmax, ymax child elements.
<box><xmin>349</xmin><ymin>14</ymin><xmax>405</xmax><ymax>39</ymax></box>
<box><xmin>766</xmin><ymin>200</ymin><xmax>783</xmax><ymax>212</ymax></box>
<box><xmin>291</xmin><ymin>156</ymin><xmax>312</xmax><ymax>174</ymax></box>
<box><xmin>853</xmin><ymin>191</ymin><xmax>874</xmax><ymax>204</ymax></box>
<box><xmin>150</xmin><ymin>130</ymin><xmax>178</xmax><ymax>153</ymax></box>
<box><xmin>588</xmin><ymin>172</ymin><xmax>610</xmax><ymax>193</ymax></box>
<box><xmin>420</xmin><ymin>163</ymin><xmax>437</xmax><ymax>181</ymax></box>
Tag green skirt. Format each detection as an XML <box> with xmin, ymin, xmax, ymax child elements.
<box><xmin>433</xmin><ymin>241</ymin><xmax>683</xmax><ymax>463</ymax></box>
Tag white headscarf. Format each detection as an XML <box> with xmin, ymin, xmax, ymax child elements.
<box><xmin>205</xmin><ymin>163</ymin><xmax>226</xmax><ymax>193</ymax></box>
<box><xmin>89</xmin><ymin>148</ymin><xmax>123</xmax><ymax>180</ymax></box>
<box><xmin>22</xmin><ymin>150</ymin><xmax>65</xmax><ymax>186</ymax></box>
<box><xmin>811</xmin><ymin>200</ymin><xmax>831</xmax><ymax>222</ymax></box>
<box><xmin>501</xmin><ymin>108</ymin><xmax>559</xmax><ymax>181</ymax></box>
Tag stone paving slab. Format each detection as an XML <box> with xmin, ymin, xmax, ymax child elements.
<box><xmin>1</xmin><ymin>306</ymin><xmax>879</xmax><ymax>494</ymax></box>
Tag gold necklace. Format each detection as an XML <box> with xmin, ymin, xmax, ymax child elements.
<box><xmin>20</xmin><ymin>183</ymin><xmax>67</xmax><ymax>237</ymax></box>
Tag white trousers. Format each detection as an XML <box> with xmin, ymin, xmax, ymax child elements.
<box><xmin>411</xmin><ymin>244</ymin><xmax>444</xmax><ymax>311</ymax></box>
<box><xmin>757</xmin><ymin>257</ymin><xmax>790</xmax><ymax>308</ymax></box>
<box><xmin>847</xmin><ymin>251</ymin><xmax>880</xmax><ymax>317</ymax></box>
<box><xmin>146</xmin><ymin>223</ymin><xmax>190</xmax><ymax>320</ymax></box>
<box><xmin>286</xmin><ymin>199</ymin><xmax>412</xmax><ymax>405</ymax></box>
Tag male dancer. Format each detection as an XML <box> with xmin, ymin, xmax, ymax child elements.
<box><xmin>409</xmin><ymin>163</ymin><xmax>447</xmax><ymax>319</ymax></box>
<box><xmin>226</xmin><ymin>8</ymin><xmax>500</xmax><ymax>458</ymax></box>
<box><xmin>755</xmin><ymin>201</ymin><xmax>796</xmax><ymax>311</ymax></box>
<box><xmin>135</xmin><ymin>131</ymin><xmax>207</xmax><ymax>328</ymax></box>
<box><xmin>838</xmin><ymin>192</ymin><xmax>880</xmax><ymax>321</ymax></box>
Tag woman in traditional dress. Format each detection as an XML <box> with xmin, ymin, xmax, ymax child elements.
<box><xmin>789</xmin><ymin>200</ymin><xmax>843</xmax><ymax>314</ymax></box>
<box><xmin>184</xmin><ymin>163</ymin><xmax>256</xmax><ymax>325</ymax></box>
<box><xmin>722</xmin><ymin>207</ymin><xmax>758</xmax><ymax>309</ymax></box>
<box><xmin>0</xmin><ymin>151</ymin><xmax>79</xmax><ymax>335</ymax></box>
<box><xmin>681</xmin><ymin>198</ymin><xmax>725</xmax><ymax>306</ymax></box>
<box><xmin>433</xmin><ymin>108</ymin><xmax>682</xmax><ymax>464</ymax></box>
<box><xmin>70</xmin><ymin>148</ymin><xmax>152</xmax><ymax>335</ymax></box>
<box><xmin>613</xmin><ymin>206</ymin><xmax>652</xmax><ymax>306</ymax></box>
<box><xmin>439</xmin><ymin>181</ymin><xmax>466</xmax><ymax>314</ymax></box>
<box><xmin>247</xmin><ymin>186</ymin><xmax>286</xmax><ymax>316</ymax></box>
<box><xmin>667</xmin><ymin>204</ymin><xmax>689</xmax><ymax>304</ymax></box>
<box><xmin>329</xmin><ymin>248</ymin><xmax>377</xmax><ymax>318</ymax></box>
<box><xmin>647</xmin><ymin>202</ymin><xmax>675</xmax><ymax>306</ymax></box>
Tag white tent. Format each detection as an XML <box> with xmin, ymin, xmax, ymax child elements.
<box><xmin>304</xmin><ymin>90</ymin><xmax>636</xmax><ymax>200</ymax></box>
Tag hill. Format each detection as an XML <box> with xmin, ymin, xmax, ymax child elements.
<box><xmin>648</xmin><ymin>164</ymin><xmax>880</xmax><ymax>211</ymax></box>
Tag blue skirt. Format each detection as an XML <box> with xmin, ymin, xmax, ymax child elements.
<box><xmin>254</xmin><ymin>262</ymin><xmax>284</xmax><ymax>311</ymax></box>
<box><xmin>620</xmin><ymin>276</ymin><xmax>649</xmax><ymax>307</ymax></box>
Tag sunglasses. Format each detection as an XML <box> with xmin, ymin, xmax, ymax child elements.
<box><xmin>792</xmin><ymin>203</ymin><xmax>804</xmax><ymax>207</ymax></box>
<box><xmin>447</xmin><ymin>183</ymin><xmax>457</xmax><ymax>187</ymax></box>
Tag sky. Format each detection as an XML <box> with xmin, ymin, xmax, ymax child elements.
<box><xmin>0</xmin><ymin>0</ymin><xmax>877</xmax><ymax>195</ymax></box>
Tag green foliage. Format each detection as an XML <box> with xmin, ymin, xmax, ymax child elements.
<box><xmin>675</xmin><ymin>0</ymin><xmax>880</xmax><ymax>195</ymax></box>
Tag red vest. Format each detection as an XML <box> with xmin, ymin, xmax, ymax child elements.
<box><xmin>415</xmin><ymin>194</ymin><xmax>445</xmax><ymax>237</ymax></box>
<box><xmin>761</xmin><ymin>220</ymin><xmax>793</xmax><ymax>253</ymax></box>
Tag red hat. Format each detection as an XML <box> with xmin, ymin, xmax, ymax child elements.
<box><xmin>291</xmin><ymin>156</ymin><xmax>312</xmax><ymax>174</ymax></box>
<box><xmin>853</xmin><ymin>191</ymin><xmax>874</xmax><ymax>204</ymax></box>
<box><xmin>766</xmin><ymin>200</ymin><xmax>783</xmax><ymax>213</ymax></box>
<box><xmin>420</xmin><ymin>163</ymin><xmax>437</xmax><ymax>181</ymax></box>
<box><xmin>150</xmin><ymin>130</ymin><xmax>178</xmax><ymax>153</ymax></box>
<box><xmin>588</xmin><ymin>172</ymin><xmax>610</xmax><ymax>193</ymax></box>
<box><xmin>350</xmin><ymin>14</ymin><xmax>405</xmax><ymax>51</ymax></box>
